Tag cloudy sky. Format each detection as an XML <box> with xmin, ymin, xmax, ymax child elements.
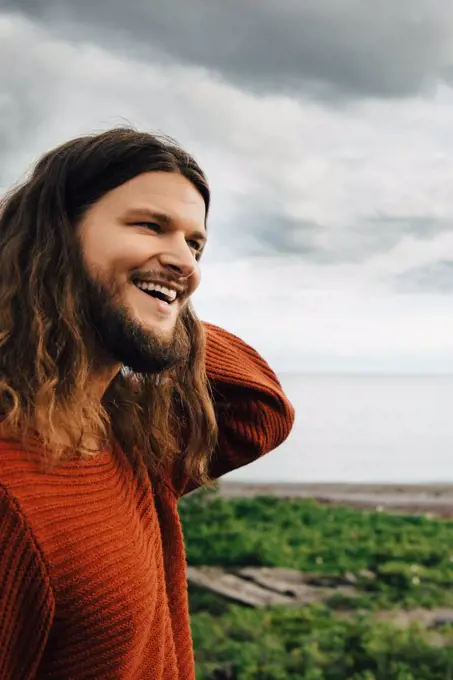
<box><xmin>2</xmin><ymin>1</ymin><xmax>453</xmax><ymax>373</ymax></box>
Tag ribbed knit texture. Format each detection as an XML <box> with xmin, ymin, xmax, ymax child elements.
<box><xmin>0</xmin><ymin>324</ymin><xmax>295</xmax><ymax>680</ymax></box>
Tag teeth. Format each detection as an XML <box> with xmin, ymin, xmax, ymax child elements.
<box><xmin>135</xmin><ymin>281</ymin><xmax>177</xmax><ymax>302</ymax></box>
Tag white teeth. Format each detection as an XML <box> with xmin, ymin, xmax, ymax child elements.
<box><xmin>135</xmin><ymin>281</ymin><xmax>177</xmax><ymax>302</ymax></box>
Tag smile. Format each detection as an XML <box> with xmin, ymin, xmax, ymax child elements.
<box><xmin>133</xmin><ymin>281</ymin><xmax>178</xmax><ymax>304</ymax></box>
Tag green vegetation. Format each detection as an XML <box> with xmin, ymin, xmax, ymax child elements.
<box><xmin>190</xmin><ymin>600</ymin><xmax>453</xmax><ymax>680</ymax></box>
<box><xmin>180</xmin><ymin>488</ymin><xmax>453</xmax><ymax>679</ymax></box>
<box><xmin>180</xmin><ymin>489</ymin><xmax>453</xmax><ymax>609</ymax></box>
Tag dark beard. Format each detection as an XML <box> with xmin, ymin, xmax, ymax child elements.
<box><xmin>78</xmin><ymin>265</ymin><xmax>190</xmax><ymax>375</ymax></box>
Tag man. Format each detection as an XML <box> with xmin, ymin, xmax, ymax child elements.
<box><xmin>0</xmin><ymin>128</ymin><xmax>294</xmax><ymax>679</ymax></box>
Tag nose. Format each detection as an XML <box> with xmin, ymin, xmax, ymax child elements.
<box><xmin>157</xmin><ymin>236</ymin><xmax>197</xmax><ymax>280</ymax></box>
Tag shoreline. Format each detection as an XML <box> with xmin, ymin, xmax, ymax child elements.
<box><xmin>218</xmin><ymin>482</ymin><xmax>453</xmax><ymax>517</ymax></box>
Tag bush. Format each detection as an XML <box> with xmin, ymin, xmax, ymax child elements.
<box><xmin>181</xmin><ymin>493</ymin><xmax>453</xmax><ymax>678</ymax></box>
<box><xmin>180</xmin><ymin>494</ymin><xmax>453</xmax><ymax>609</ymax></box>
<box><xmin>191</xmin><ymin>602</ymin><xmax>453</xmax><ymax>680</ymax></box>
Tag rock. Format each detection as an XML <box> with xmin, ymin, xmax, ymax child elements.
<box><xmin>344</xmin><ymin>571</ymin><xmax>358</xmax><ymax>584</ymax></box>
<box><xmin>358</xmin><ymin>569</ymin><xmax>376</xmax><ymax>580</ymax></box>
<box><xmin>188</xmin><ymin>566</ymin><xmax>361</xmax><ymax>608</ymax></box>
<box><xmin>187</xmin><ymin>566</ymin><xmax>296</xmax><ymax>608</ymax></box>
<box><xmin>303</xmin><ymin>574</ymin><xmax>341</xmax><ymax>587</ymax></box>
<box><xmin>432</xmin><ymin>612</ymin><xmax>453</xmax><ymax>628</ymax></box>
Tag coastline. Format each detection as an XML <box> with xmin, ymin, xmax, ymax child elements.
<box><xmin>218</xmin><ymin>481</ymin><xmax>453</xmax><ymax>517</ymax></box>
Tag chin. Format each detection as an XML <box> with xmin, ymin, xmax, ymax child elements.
<box><xmin>142</xmin><ymin>317</ymin><xmax>177</xmax><ymax>341</ymax></box>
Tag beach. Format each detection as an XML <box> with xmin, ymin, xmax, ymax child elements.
<box><xmin>219</xmin><ymin>481</ymin><xmax>453</xmax><ymax>517</ymax></box>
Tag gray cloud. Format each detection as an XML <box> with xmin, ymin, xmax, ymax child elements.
<box><xmin>395</xmin><ymin>260</ymin><xmax>453</xmax><ymax>293</ymax></box>
<box><xmin>0</xmin><ymin>24</ymin><xmax>60</xmax><ymax>187</ymax></box>
<box><xmin>346</xmin><ymin>214</ymin><xmax>453</xmax><ymax>260</ymax></box>
<box><xmin>1</xmin><ymin>5</ymin><xmax>453</xmax><ymax>295</ymax></box>
<box><xmin>1</xmin><ymin>4</ymin><xmax>453</xmax><ymax>371</ymax></box>
<box><xmin>211</xmin><ymin>211</ymin><xmax>322</xmax><ymax>259</ymax></box>
<box><xmin>368</xmin><ymin>214</ymin><xmax>452</xmax><ymax>239</ymax></box>
<box><xmin>214</xmin><ymin>211</ymin><xmax>453</xmax><ymax>263</ymax></box>
<box><xmin>5</xmin><ymin>0</ymin><xmax>453</xmax><ymax>100</ymax></box>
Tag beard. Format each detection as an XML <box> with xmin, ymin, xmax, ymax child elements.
<box><xmin>78</xmin><ymin>264</ymin><xmax>190</xmax><ymax>375</ymax></box>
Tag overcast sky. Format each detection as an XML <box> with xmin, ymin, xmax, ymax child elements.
<box><xmin>2</xmin><ymin>1</ymin><xmax>453</xmax><ymax>373</ymax></box>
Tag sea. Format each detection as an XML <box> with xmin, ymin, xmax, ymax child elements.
<box><xmin>225</xmin><ymin>374</ymin><xmax>453</xmax><ymax>484</ymax></box>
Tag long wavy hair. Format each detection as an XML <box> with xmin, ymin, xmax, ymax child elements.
<box><xmin>0</xmin><ymin>127</ymin><xmax>218</xmax><ymax>486</ymax></box>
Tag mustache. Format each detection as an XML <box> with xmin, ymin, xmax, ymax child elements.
<box><xmin>129</xmin><ymin>268</ymin><xmax>193</xmax><ymax>296</ymax></box>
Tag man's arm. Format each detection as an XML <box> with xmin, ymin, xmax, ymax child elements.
<box><xmin>174</xmin><ymin>322</ymin><xmax>295</xmax><ymax>497</ymax></box>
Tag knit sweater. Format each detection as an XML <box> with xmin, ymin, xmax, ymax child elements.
<box><xmin>0</xmin><ymin>323</ymin><xmax>295</xmax><ymax>680</ymax></box>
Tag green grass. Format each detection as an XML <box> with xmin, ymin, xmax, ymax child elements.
<box><xmin>180</xmin><ymin>489</ymin><xmax>453</xmax><ymax>609</ymax></box>
<box><xmin>180</xmin><ymin>489</ymin><xmax>453</xmax><ymax>679</ymax></box>
<box><xmin>190</xmin><ymin>599</ymin><xmax>453</xmax><ymax>680</ymax></box>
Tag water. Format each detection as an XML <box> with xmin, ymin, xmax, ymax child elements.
<box><xmin>225</xmin><ymin>374</ymin><xmax>453</xmax><ymax>484</ymax></box>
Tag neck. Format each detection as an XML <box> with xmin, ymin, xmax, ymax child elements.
<box><xmin>91</xmin><ymin>363</ymin><xmax>122</xmax><ymax>401</ymax></box>
<box><xmin>48</xmin><ymin>363</ymin><xmax>121</xmax><ymax>453</ymax></box>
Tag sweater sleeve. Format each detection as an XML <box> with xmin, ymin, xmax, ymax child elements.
<box><xmin>175</xmin><ymin>323</ymin><xmax>295</xmax><ymax>497</ymax></box>
<box><xmin>0</xmin><ymin>484</ymin><xmax>55</xmax><ymax>679</ymax></box>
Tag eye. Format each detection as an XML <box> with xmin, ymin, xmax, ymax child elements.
<box><xmin>187</xmin><ymin>239</ymin><xmax>204</xmax><ymax>260</ymax></box>
<box><xmin>133</xmin><ymin>222</ymin><xmax>162</xmax><ymax>233</ymax></box>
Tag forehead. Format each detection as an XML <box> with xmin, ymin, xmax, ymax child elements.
<box><xmin>98</xmin><ymin>171</ymin><xmax>207</xmax><ymax>229</ymax></box>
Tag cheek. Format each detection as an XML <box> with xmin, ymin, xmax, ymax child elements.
<box><xmin>82</xmin><ymin>226</ymin><xmax>149</xmax><ymax>273</ymax></box>
<box><xmin>189</xmin><ymin>263</ymin><xmax>202</xmax><ymax>293</ymax></box>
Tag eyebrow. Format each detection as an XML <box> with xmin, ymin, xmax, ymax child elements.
<box><xmin>125</xmin><ymin>208</ymin><xmax>207</xmax><ymax>244</ymax></box>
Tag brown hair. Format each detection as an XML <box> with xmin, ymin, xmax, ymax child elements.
<box><xmin>0</xmin><ymin>127</ymin><xmax>217</xmax><ymax>485</ymax></box>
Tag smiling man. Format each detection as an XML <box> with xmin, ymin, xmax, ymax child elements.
<box><xmin>0</xmin><ymin>128</ymin><xmax>294</xmax><ymax>680</ymax></box>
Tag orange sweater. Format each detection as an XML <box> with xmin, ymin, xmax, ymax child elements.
<box><xmin>0</xmin><ymin>324</ymin><xmax>294</xmax><ymax>680</ymax></box>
